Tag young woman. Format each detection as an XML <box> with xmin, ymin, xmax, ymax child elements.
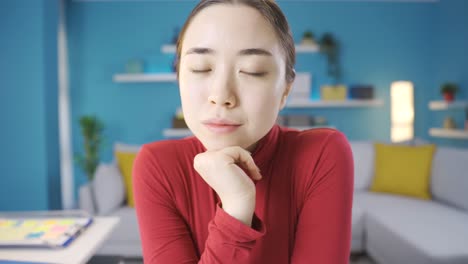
<box><xmin>133</xmin><ymin>1</ymin><xmax>354</xmax><ymax>263</ymax></box>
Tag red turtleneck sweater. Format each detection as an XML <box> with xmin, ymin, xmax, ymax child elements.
<box><xmin>133</xmin><ymin>125</ymin><xmax>354</xmax><ymax>264</ymax></box>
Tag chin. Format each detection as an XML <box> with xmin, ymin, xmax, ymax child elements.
<box><xmin>198</xmin><ymin>134</ymin><xmax>252</xmax><ymax>151</ymax></box>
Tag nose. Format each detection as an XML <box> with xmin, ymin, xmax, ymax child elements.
<box><xmin>208</xmin><ymin>71</ymin><xmax>237</xmax><ymax>108</ymax></box>
<box><xmin>208</xmin><ymin>94</ymin><xmax>236</xmax><ymax>108</ymax></box>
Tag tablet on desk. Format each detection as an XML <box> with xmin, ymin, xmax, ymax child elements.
<box><xmin>0</xmin><ymin>210</ymin><xmax>93</xmax><ymax>249</ymax></box>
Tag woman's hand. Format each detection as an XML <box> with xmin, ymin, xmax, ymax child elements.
<box><xmin>193</xmin><ymin>146</ymin><xmax>262</xmax><ymax>226</ymax></box>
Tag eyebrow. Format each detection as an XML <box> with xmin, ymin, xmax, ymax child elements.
<box><xmin>185</xmin><ymin>47</ymin><xmax>272</xmax><ymax>57</ymax></box>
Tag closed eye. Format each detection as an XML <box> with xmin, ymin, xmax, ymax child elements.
<box><xmin>242</xmin><ymin>71</ymin><xmax>268</xmax><ymax>77</ymax></box>
<box><xmin>191</xmin><ymin>69</ymin><xmax>211</xmax><ymax>73</ymax></box>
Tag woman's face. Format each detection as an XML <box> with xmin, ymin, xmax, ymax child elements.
<box><xmin>179</xmin><ymin>4</ymin><xmax>291</xmax><ymax>151</ymax></box>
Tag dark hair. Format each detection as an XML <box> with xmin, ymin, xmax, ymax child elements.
<box><xmin>175</xmin><ymin>0</ymin><xmax>296</xmax><ymax>84</ymax></box>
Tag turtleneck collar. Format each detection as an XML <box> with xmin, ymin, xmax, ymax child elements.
<box><xmin>250</xmin><ymin>124</ymin><xmax>280</xmax><ymax>170</ymax></box>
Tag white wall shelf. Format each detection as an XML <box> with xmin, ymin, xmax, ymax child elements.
<box><xmin>429</xmin><ymin>128</ymin><xmax>468</xmax><ymax>139</ymax></box>
<box><xmin>428</xmin><ymin>100</ymin><xmax>468</xmax><ymax>110</ymax></box>
<box><xmin>161</xmin><ymin>44</ymin><xmax>320</xmax><ymax>54</ymax></box>
<box><xmin>113</xmin><ymin>73</ymin><xmax>177</xmax><ymax>83</ymax></box>
<box><xmin>163</xmin><ymin>126</ymin><xmax>335</xmax><ymax>138</ymax></box>
<box><xmin>286</xmin><ymin>99</ymin><xmax>384</xmax><ymax>108</ymax></box>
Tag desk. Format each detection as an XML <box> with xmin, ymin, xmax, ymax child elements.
<box><xmin>0</xmin><ymin>217</ymin><xmax>119</xmax><ymax>264</ymax></box>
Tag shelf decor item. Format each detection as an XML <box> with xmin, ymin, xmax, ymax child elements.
<box><xmin>319</xmin><ymin>32</ymin><xmax>340</xmax><ymax>84</ymax></box>
<box><xmin>125</xmin><ymin>59</ymin><xmax>144</xmax><ymax>74</ymax></box>
<box><xmin>313</xmin><ymin>116</ymin><xmax>328</xmax><ymax>126</ymax></box>
<box><xmin>318</xmin><ymin>32</ymin><xmax>346</xmax><ymax>101</ymax></box>
<box><xmin>321</xmin><ymin>84</ymin><xmax>347</xmax><ymax>101</ymax></box>
<box><xmin>350</xmin><ymin>85</ymin><xmax>374</xmax><ymax>99</ymax></box>
<box><xmin>300</xmin><ymin>30</ymin><xmax>317</xmax><ymax>46</ymax></box>
<box><xmin>290</xmin><ymin>73</ymin><xmax>311</xmax><ymax>101</ymax></box>
<box><xmin>440</xmin><ymin>82</ymin><xmax>458</xmax><ymax>103</ymax></box>
<box><xmin>443</xmin><ymin>116</ymin><xmax>457</xmax><ymax>129</ymax></box>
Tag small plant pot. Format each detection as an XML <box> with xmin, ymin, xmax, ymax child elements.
<box><xmin>443</xmin><ymin>92</ymin><xmax>455</xmax><ymax>102</ymax></box>
<box><xmin>301</xmin><ymin>38</ymin><xmax>317</xmax><ymax>46</ymax></box>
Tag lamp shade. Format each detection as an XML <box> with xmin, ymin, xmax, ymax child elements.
<box><xmin>391</xmin><ymin>81</ymin><xmax>414</xmax><ymax>142</ymax></box>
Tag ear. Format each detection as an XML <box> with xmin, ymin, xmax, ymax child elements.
<box><xmin>279</xmin><ymin>72</ymin><xmax>294</xmax><ymax>110</ymax></box>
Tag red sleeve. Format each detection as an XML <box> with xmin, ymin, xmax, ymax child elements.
<box><xmin>133</xmin><ymin>145</ymin><xmax>266</xmax><ymax>264</ymax></box>
<box><xmin>291</xmin><ymin>131</ymin><xmax>354</xmax><ymax>264</ymax></box>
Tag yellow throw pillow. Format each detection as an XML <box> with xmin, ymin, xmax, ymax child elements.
<box><xmin>115</xmin><ymin>151</ymin><xmax>138</xmax><ymax>207</ymax></box>
<box><xmin>370</xmin><ymin>143</ymin><xmax>436</xmax><ymax>200</ymax></box>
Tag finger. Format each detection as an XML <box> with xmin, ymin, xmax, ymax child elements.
<box><xmin>221</xmin><ymin>146</ymin><xmax>262</xmax><ymax>180</ymax></box>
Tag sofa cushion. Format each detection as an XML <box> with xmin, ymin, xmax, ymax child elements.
<box><xmin>93</xmin><ymin>163</ymin><xmax>125</xmax><ymax>215</ymax></box>
<box><xmin>431</xmin><ymin>147</ymin><xmax>468</xmax><ymax>212</ymax></box>
<box><xmin>370</xmin><ymin>143</ymin><xmax>436</xmax><ymax>200</ymax></box>
<box><xmin>349</xmin><ymin>141</ymin><xmax>375</xmax><ymax>191</ymax></box>
<box><xmin>359</xmin><ymin>192</ymin><xmax>468</xmax><ymax>264</ymax></box>
<box><xmin>105</xmin><ymin>206</ymin><xmax>141</xmax><ymax>243</ymax></box>
<box><xmin>114</xmin><ymin>142</ymin><xmax>141</xmax><ymax>208</ymax></box>
<box><xmin>351</xmin><ymin>193</ymin><xmax>367</xmax><ymax>252</ymax></box>
<box><xmin>115</xmin><ymin>151</ymin><xmax>138</xmax><ymax>207</ymax></box>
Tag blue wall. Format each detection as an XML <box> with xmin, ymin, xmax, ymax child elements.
<box><xmin>67</xmin><ymin>0</ymin><xmax>468</xmax><ymax>191</ymax></box>
<box><xmin>429</xmin><ymin>0</ymin><xmax>468</xmax><ymax>148</ymax></box>
<box><xmin>280</xmin><ymin>2</ymin><xmax>435</xmax><ymax>141</ymax></box>
<box><xmin>1</xmin><ymin>0</ymin><xmax>467</xmax><ymax>211</ymax></box>
<box><xmin>0</xmin><ymin>0</ymin><xmax>60</xmax><ymax>211</ymax></box>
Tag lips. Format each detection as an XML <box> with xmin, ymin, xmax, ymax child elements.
<box><xmin>202</xmin><ymin>118</ymin><xmax>242</xmax><ymax>134</ymax></box>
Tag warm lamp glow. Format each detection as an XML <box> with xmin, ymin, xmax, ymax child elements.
<box><xmin>391</xmin><ymin>81</ymin><xmax>414</xmax><ymax>142</ymax></box>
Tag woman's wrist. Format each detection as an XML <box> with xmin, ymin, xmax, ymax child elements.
<box><xmin>221</xmin><ymin>194</ymin><xmax>256</xmax><ymax>227</ymax></box>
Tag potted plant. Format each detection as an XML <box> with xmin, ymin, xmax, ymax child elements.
<box><xmin>319</xmin><ymin>33</ymin><xmax>346</xmax><ymax>100</ymax></box>
<box><xmin>319</xmin><ymin>33</ymin><xmax>340</xmax><ymax>83</ymax></box>
<box><xmin>440</xmin><ymin>82</ymin><xmax>458</xmax><ymax>102</ymax></box>
<box><xmin>301</xmin><ymin>30</ymin><xmax>317</xmax><ymax>46</ymax></box>
<box><xmin>75</xmin><ymin>115</ymin><xmax>104</xmax><ymax>213</ymax></box>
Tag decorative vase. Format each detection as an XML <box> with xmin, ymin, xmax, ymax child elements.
<box><xmin>443</xmin><ymin>92</ymin><xmax>455</xmax><ymax>102</ymax></box>
<box><xmin>443</xmin><ymin>117</ymin><xmax>456</xmax><ymax>129</ymax></box>
<box><xmin>79</xmin><ymin>182</ymin><xmax>96</xmax><ymax>214</ymax></box>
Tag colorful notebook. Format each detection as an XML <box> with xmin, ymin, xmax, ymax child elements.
<box><xmin>0</xmin><ymin>210</ymin><xmax>93</xmax><ymax>249</ymax></box>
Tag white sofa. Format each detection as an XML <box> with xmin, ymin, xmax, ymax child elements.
<box><xmin>91</xmin><ymin>141</ymin><xmax>468</xmax><ymax>263</ymax></box>
<box><xmin>351</xmin><ymin>141</ymin><xmax>468</xmax><ymax>264</ymax></box>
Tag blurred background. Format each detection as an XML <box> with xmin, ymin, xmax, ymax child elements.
<box><xmin>1</xmin><ymin>0</ymin><xmax>467</xmax><ymax>263</ymax></box>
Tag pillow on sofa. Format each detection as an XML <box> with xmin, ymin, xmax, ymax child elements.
<box><xmin>431</xmin><ymin>147</ymin><xmax>468</xmax><ymax>211</ymax></box>
<box><xmin>93</xmin><ymin>163</ymin><xmax>125</xmax><ymax>215</ymax></box>
<box><xmin>114</xmin><ymin>142</ymin><xmax>141</xmax><ymax>207</ymax></box>
<box><xmin>370</xmin><ymin>143</ymin><xmax>436</xmax><ymax>200</ymax></box>
<box><xmin>349</xmin><ymin>141</ymin><xmax>375</xmax><ymax>191</ymax></box>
